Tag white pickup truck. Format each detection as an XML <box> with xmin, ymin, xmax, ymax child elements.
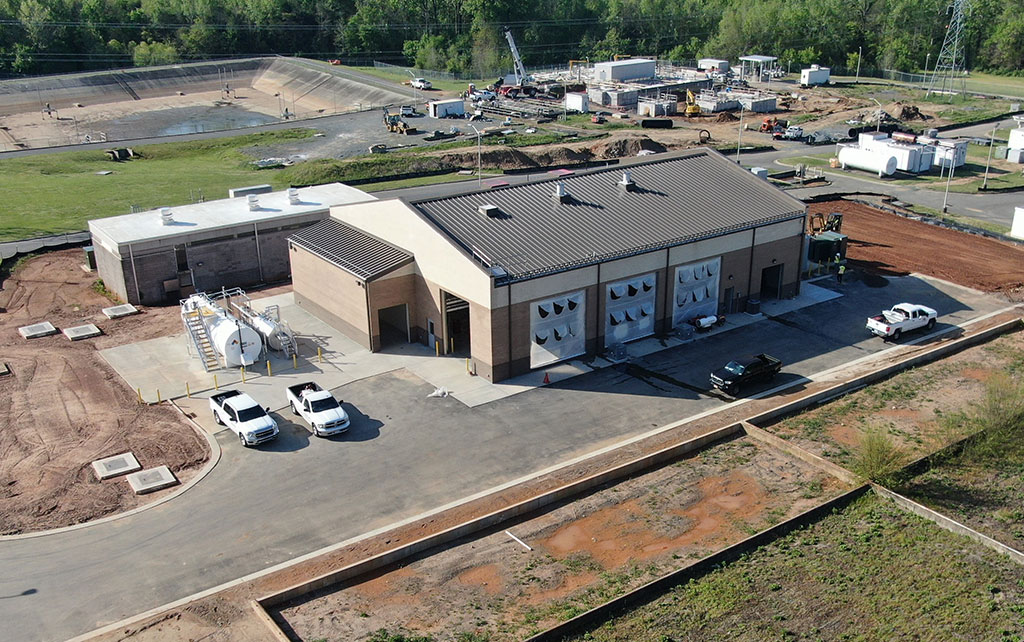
<box><xmin>210</xmin><ymin>390</ymin><xmax>279</xmax><ymax>446</ymax></box>
<box><xmin>286</xmin><ymin>382</ymin><xmax>350</xmax><ymax>437</ymax></box>
<box><xmin>866</xmin><ymin>303</ymin><xmax>937</xmax><ymax>340</ymax></box>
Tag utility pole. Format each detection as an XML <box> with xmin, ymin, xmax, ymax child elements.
<box><xmin>982</xmin><ymin>124</ymin><xmax>997</xmax><ymax>189</ymax></box>
<box><xmin>942</xmin><ymin>159</ymin><xmax>955</xmax><ymax>212</ymax></box>
<box><xmin>470</xmin><ymin>125</ymin><xmax>482</xmax><ymax>188</ymax></box>
<box><xmin>856</xmin><ymin>46</ymin><xmax>862</xmax><ymax>83</ymax></box>
<box><xmin>736</xmin><ymin>105</ymin><xmax>744</xmax><ymax>163</ymax></box>
<box><xmin>870</xmin><ymin>98</ymin><xmax>882</xmax><ymax>132</ymax></box>
<box><xmin>924</xmin><ymin>52</ymin><xmax>931</xmax><ymax>83</ymax></box>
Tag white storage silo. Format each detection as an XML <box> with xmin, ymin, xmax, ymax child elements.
<box><xmin>838</xmin><ymin>146</ymin><xmax>897</xmax><ymax>177</ymax></box>
<box><xmin>208</xmin><ymin>316</ymin><xmax>262</xmax><ymax>367</ymax></box>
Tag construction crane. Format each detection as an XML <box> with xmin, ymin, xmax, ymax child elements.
<box><xmin>495</xmin><ymin>28</ymin><xmax>538</xmax><ymax>99</ymax></box>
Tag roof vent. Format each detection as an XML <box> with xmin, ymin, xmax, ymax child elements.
<box><xmin>554</xmin><ymin>182</ymin><xmax>572</xmax><ymax>204</ymax></box>
<box><xmin>619</xmin><ymin>170</ymin><xmax>637</xmax><ymax>192</ymax></box>
<box><xmin>247</xmin><ymin>194</ymin><xmax>260</xmax><ymax>211</ymax></box>
<box><xmin>160</xmin><ymin>208</ymin><xmax>174</xmax><ymax>225</ymax></box>
<box><xmin>288</xmin><ymin>187</ymin><xmax>300</xmax><ymax>205</ymax></box>
<box><xmin>478</xmin><ymin>204</ymin><xmax>501</xmax><ymax>218</ymax></box>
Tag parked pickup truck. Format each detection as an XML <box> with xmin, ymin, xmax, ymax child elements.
<box><xmin>210</xmin><ymin>390</ymin><xmax>279</xmax><ymax>447</ymax></box>
<box><xmin>866</xmin><ymin>303</ymin><xmax>937</xmax><ymax>340</ymax></box>
<box><xmin>710</xmin><ymin>354</ymin><xmax>783</xmax><ymax>396</ymax></box>
<box><xmin>286</xmin><ymin>382</ymin><xmax>350</xmax><ymax>437</ymax></box>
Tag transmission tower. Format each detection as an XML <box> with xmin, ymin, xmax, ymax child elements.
<box><xmin>927</xmin><ymin>0</ymin><xmax>970</xmax><ymax>98</ymax></box>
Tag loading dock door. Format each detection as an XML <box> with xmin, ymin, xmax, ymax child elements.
<box><xmin>760</xmin><ymin>264</ymin><xmax>784</xmax><ymax>300</ymax></box>
<box><xmin>443</xmin><ymin>292</ymin><xmax>471</xmax><ymax>356</ymax></box>
<box><xmin>378</xmin><ymin>304</ymin><xmax>410</xmax><ymax>348</ymax></box>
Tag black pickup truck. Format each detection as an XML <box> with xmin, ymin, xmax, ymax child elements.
<box><xmin>710</xmin><ymin>353</ymin><xmax>783</xmax><ymax>396</ymax></box>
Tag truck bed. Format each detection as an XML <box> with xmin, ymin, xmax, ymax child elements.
<box><xmin>210</xmin><ymin>390</ymin><xmax>242</xmax><ymax>406</ymax></box>
<box><xmin>287</xmin><ymin>382</ymin><xmax>324</xmax><ymax>398</ymax></box>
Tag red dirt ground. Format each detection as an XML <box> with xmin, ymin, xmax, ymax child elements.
<box><xmin>809</xmin><ymin>199</ymin><xmax>1024</xmax><ymax>300</ymax></box>
<box><xmin>0</xmin><ymin>250</ymin><xmax>210</xmax><ymax>534</ymax></box>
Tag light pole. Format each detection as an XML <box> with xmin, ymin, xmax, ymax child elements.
<box><xmin>924</xmin><ymin>53</ymin><xmax>931</xmax><ymax>84</ymax></box>
<box><xmin>856</xmin><ymin>46</ymin><xmax>862</xmax><ymax>83</ymax></box>
<box><xmin>406</xmin><ymin>69</ymin><xmax>418</xmax><ymax>105</ymax></box>
<box><xmin>870</xmin><ymin>97</ymin><xmax>882</xmax><ymax>132</ymax></box>
<box><xmin>942</xmin><ymin>158</ymin><xmax>955</xmax><ymax>212</ymax></box>
<box><xmin>736</xmin><ymin>105</ymin><xmax>744</xmax><ymax>163</ymax></box>
<box><xmin>982</xmin><ymin>124</ymin><xmax>997</xmax><ymax>190</ymax></box>
<box><xmin>469</xmin><ymin>124</ymin><xmax>482</xmax><ymax>188</ymax></box>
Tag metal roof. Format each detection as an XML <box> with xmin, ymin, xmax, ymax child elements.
<box><xmin>739</xmin><ymin>55</ymin><xmax>777</xmax><ymax>63</ymax></box>
<box><xmin>289</xmin><ymin>218</ymin><xmax>412</xmax><ymax>281</ymax></box>
<box><xmin>411</xmin><ymin>149</ymin><xmax>805</xmax><ymax>283</ymax></box>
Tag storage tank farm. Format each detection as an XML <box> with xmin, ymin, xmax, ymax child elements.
<box><xmin>182</xmin><ymin>293</ymin><xmax>263</xmax><ymax>367</ymax></box>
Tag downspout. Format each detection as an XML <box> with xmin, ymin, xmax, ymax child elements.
<box><xmin>662</xmin><ymin>249</ymin><xmax>671</xmax><ymax>331</ymax></box>
<box><xmin>507</xmin><ymin>281</ymin><xmax>513</xmax><ymax>378</ymax></box>
<box><xmin>364</xmin><ymin>279</ymin><xmax>373</xmax><ymax>351</ymax></box>
<box><xmin>253</xmin><ymin>223</ymin><xmax>265</xmax><ymax>282</ymax></box>
<box><xmin>746</xmin><ymin>229</ymin><xmax>757</xmax><ymax>307</ymax></box>
<box><xmin>596</xmin><ymin>261</ymin><xmax>602</xmax><ymax>352</ymax></box>
<box><xmin>127</xmin><ymin>243</ymin><xmax>142</xmax><ymax>304</ymax></box>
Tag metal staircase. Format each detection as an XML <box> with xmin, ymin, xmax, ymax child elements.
<box><xmin>182</xmin><ymin>307</ymin><xmax>220</xmax><ymax>371</ymax></box>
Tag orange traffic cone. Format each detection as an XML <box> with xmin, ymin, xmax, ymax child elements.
<box><xmin>543</xmin><ymin>372</ymin><xmax>551</xmax><ymax>384</ymax></box>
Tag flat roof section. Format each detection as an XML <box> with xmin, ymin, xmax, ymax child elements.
<box><xmin>740</xmin><ymin>55</ymin><xmax>778</xmax><ymax>63</ymax></box>
<box><xmin>290</xmin><ymin>218</ymin><xmax>413</xmax><ymax>281</ymax></box>
<box><xmin>89</xmin><ymin>183</ymin><xmax>376</xmax><ymax>248</ymax></box>
<box><xmin>413</xmin><ymin>149</ymin><xmax>806</xmax><ymax>282</ymax></box>
<box><xmin>595</xmin><ymin>58</ymin><xmax>655</xmax><ymax>68</ymax></box>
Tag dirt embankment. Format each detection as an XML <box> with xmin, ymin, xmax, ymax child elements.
<box><xmin>0</xmin><ymin>250</ymin><xmax>209</xmax><ymax>534</ymax></box>
<box><xmin>809</xmin><ymin>199</ymin><xmax>1024</xmax><ymax>300</ymax></box>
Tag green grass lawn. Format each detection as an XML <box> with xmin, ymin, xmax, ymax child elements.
<box><xmin>572</xmin><ymin>493</ymin><xmax>1024</xmax><ymax>642</ymax></box>
<box><xmin>0</xmin><ymin>129</ymin><xmax>314</xmax><ymax>241</ymax></box>
<box><xmin>347</xmin><ymin>65</ymin><xmax>478</xmax><ymax>95</ymax></box>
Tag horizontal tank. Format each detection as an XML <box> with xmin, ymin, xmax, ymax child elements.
<box><xmin>250</xmin><ymin>315</ymin><xmax>287</xmax><ymax>352</ymax></box>
<box><xmin>209</xmin><ymin>316</ymin><xmax>262</xmax><ymax>367</ymax></box>
<box><xmin>838</xmin><ymin>146</ymin><xmax>897</xmax><ymax>177</ymax></box>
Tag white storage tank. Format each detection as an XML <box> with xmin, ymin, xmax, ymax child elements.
<box><xmin>249</xmin><ymin>315</ymin><xmax>289</xmax><ymax>351</ymax></box>
<box><xmin>208</xmin><ymin>316</ymin><xmax>262</xmax><ymax>367</ymax></box>
<box><xmin>838</xmin><ymin>146</ymin><xmax>897</xmax><ymax>177</ymax></box>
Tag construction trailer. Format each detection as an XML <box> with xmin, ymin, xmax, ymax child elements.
<box><xmin>800</xmin><ymin>65</ymin><xmax>830</xmax><ymax>87</ymax></box>
<box><xmin>593</xmin><ymin>59</ymin><xmax>657</xmax><ymax>82</ymax></box>
<box><xmin>637</xmin><ymin>98</ymin><xmax>677</xmax><ymax>117</ymax></box>
<box><xmin>565</xmin><ymin>92</ymin><xmax>590</xmax><ymax>113</ymax></box>
<box><xmin>698</xmin><ymin>58</ymin><xmax>730</xmax><ymax>73</ymax></box>
<box><xmin>427</xmin><ymin>99</ymin><xmax>465</xmax><ymax>118</ymax></box>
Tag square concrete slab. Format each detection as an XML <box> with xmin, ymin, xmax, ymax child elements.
<box><xmin>18</xmin><ymin>321</ymin><xmax>58</xmax><ymax>339</ymax></box>
<box><xmin>125</xmin><ymin>466</ymin><xmax>178</xmax><ymax>495</ymax></box>
<box><xmin>91</xmin><ymin>452</ymin><xmax>141</xmax><ymax>480</ymax></box>
<box><xmin>63</xmin><ymin>324</ymin><xmax>102</xmax><ymax>341</ymax></box>
<box><xmin>102</xmin><ymin>303</ymin><xmax>139</xmax><ymax>319</ymax></box>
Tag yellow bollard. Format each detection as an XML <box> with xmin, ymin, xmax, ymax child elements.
<box><xmin>435</xmin><ymin>340</ymin><xmax>440</xmax><ymax>356</ymax></box>
<box><xmin>137</xmin><ymin>388</ymin><xmax>142</xmax><ymax>404</ymax></box>
<box><xmin>156</xmin><ymin>389</ymin><xmax>161</xmax><ymax>404</ymax></box>
<box><xmin>293</xmin><ymin>354</ymin><xmax>297</xmax><ymax>370</ymax></box>
<box><xmin>214</xmin><ymin>374</ymin><xmax>219</xmax><ymax>390</ymax></box>
<box><xmin>267</xmin><ymin>360</ymin><xmax>272</xmax><ymax>377</ymax></box>
<box><xmin>241</xmin><ymin>365</ymin><xmax>246</xmax><ymax>383</ymax></box>
<box><xmin>465</xmin><ymin>358</ymin><xmax>470</xmax><ymax>373</ymax></box>
<box><xmin>317</xmin><ymin>347</ymin><xmax>322</xmax><ymax>364</ymax></box>
<box><xmin>186</xmin><ymin>381</ymin><xmax>191</xmax><ymax>398</ymax></box>
<box><xmin>450</xmin><ymin>337</ymin><xmax>454</xmax><ymax>353</ymax></box>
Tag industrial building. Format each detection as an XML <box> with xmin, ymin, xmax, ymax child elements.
<box><xmin>89</xmin><ymin>183</ymin><xmax>375</xmax><ymax>305</ymax></box>
<box><xmin>289</xmin><ymin>150</ymin><xmax>806</xmax><ymax>383</ymax></box>
<box><xmin>592</xmin><ymin>59</ymin><xmax>657</xmax><ymax>82</ymax></box>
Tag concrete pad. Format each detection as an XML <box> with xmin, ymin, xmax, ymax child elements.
<box><xmin>102</xmin><ymin>303</ymin><xmax>140</xmax><ymax>319</ymax></box>
<box><xmin>125</xmin><ymin>466</ymin><xmax>178</xmax><ymax>495</ymax></box>
<box><xmin>0</xmin><ymin>362</ymin><xmax>9</xmax><ymax>377</ymax></box>
<box><xmin>91</xmin><ymin>452</ymin><xmax>141</xmax><ymax>480</ymax></box>
<box><xmin>63</xmin><ymin>323</ymin><xmax>102</xmax><ymax>341</ymax></box>
<box><xmin>18</xmin><ymin>321</ymin><xmax>58</xmax><ymax>339</ymax></box>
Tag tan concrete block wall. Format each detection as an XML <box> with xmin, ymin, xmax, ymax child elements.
<box><xmin>290</xmin><ymin>244</ymin><xmax>370</xmax><ymax>349</ymax></box>
<box><xmin>751</xmin><ymin>235</ymin><xmax>803</xmax><ymax>299</ymax></box>
<box><xmin>367</xmin><ymin>274</ymin><xmax>417</xmax><ymax>351</ymax></box>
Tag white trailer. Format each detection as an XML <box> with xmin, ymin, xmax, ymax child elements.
<box><xmin>698</xmin><ymin>58</ymin><xmax>730</xmax><ymax>73</ymax></box>
<box><xmin>800</xmin><ymin>65</ymin><xmax>830</xmax><ymax>87</ymax></box>
<box><xmin>428</xmin><ymin>99</ymin><xmax>465</xmax><ymax>118</ymax></box>
<box><xmin>1009</xmin><ymin>128</ymin><xmax>1024</xmax><ymax>150</ymax></box>
<box><xmin>565</xmin><ymin>92</ymin><xmax>589</xmax><ymax>113</ymax></box>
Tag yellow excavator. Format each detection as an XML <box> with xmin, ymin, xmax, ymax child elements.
<box><xmin>684</xmin><ymin>90</ymin><xmax>701</xmax><ymax>117</ymax></box>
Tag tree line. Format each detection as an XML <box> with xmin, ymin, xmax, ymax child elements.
<box><xmin>2</xmin><ymin>0</ymin><xmax>1023</xmax><ymax>78</ymax></box>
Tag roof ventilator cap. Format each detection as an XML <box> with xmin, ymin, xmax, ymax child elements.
<box><xmin>478</xmin><ymin>204</ymin><xmax>501</xmax><ymax>218</ymax></box>
<box><xmin>288</xmin><ymin>187</ymin><xmax>300</xmax><ymax>205</ymax></box>
<box><xmin>619</xmin><ymin>170</ymin><xmax>636</xmax><ymax>192</ymax></box>
<box><xmin>160</xmin><ymin>208</ymin><xmax>174</xmax><ymax>225</ymax></box>
<box><xmin>554</xmin><ymin>182</ymin><xmax>572</xmax><ymax>204</ymax></box>
<box><xmin>247</xmin><ymin>194</ymin><xmax>260</xmax><ymax>211</ymax></box>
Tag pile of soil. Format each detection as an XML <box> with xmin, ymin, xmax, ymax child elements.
<box><xmin>894</xmin><ymin>103</ymin><xmax>930</xmax><ymax>121</ymax></box>
<box><xmin>0</xmin><ymin>250</ymin><xmax>209</xmax><ymax>534</ymax></box>
<box><xmin>589</xmin><ymin>135</ymin><xmax>667</xmax><ymax>158</ymax></box>
<box><xmin>716</xmin><ymin>112</ymin><xmax>739</xmax><ymax>122</ymax></box>
<box><xmin>809</xmin><ymin>199</ymin><xmax>1024</xmax><ymax>300</ymax></box>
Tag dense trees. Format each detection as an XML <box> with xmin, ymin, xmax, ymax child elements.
<box><xmin>0</xmin><ymin>0</ymin><xmax>1019</xmax><ymax>77</ymax></box>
